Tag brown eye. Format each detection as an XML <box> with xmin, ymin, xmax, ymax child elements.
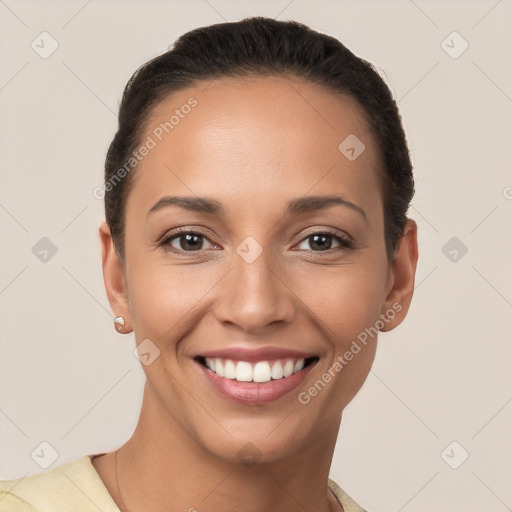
<box><xmin>296</xmin><ymin>232</ymin><xmax>353</xmax><ymax>252</ymax></box>
<box><xmin>162</xmin><ymin>231</ymin><xmax>216</xmax><ymax>252</ymax></box>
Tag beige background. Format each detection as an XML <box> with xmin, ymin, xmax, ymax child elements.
<box><xmin>1</xmin><ymin>1</ymin><xmax>511</xmax><ymax>510</ymax></box>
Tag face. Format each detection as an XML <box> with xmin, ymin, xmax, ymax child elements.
<box><xmin>101</xmin><ymin>75</ymin><xmax>417</xmax><ymax>463</ymax></box>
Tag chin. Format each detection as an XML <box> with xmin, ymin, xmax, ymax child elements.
<box><xmin>191</xmin><ymin>413</ymin><xmax>321</xmax><ymax>466</ymax></box>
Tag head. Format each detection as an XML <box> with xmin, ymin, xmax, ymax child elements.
<box><xmin>100</xmin><ymin>17</ymin><xmax>418</xmax><ymax>463</ymax></box>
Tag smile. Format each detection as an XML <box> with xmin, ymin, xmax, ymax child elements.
<box><xmin>198</xmin><ymin>356</ymin><xmax>317</xmax><ymax>382</ymax></box>
<box><xmin>194</xmin><ymin>348</ymin><xmax>319</xmax><ymax>405</ymax></box>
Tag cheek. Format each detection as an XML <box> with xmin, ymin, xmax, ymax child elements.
<box><xmin>291</xmin><ymin>261</ymin><xmax>387</xmax><ymax>347</ymax></box>
<box><xmin>125</xmin><ymin>222</ymin><xmax>389</xmax><ymax>347</ymax></box>
<box><xmin>292</xmin><ymin>267</ymin><xmax>383</xmax><ymax>418</ymax></box>
<box><xmin>127</xmin><ymin>260</ymin><xmax>215</xmax><ymax>342</ymax></box>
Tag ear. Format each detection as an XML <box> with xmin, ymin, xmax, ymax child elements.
<box><xmin>380</xmin><ymin>219</ymin><xmax>418</xmax><ymax>332</ymax></box>
<box><xmin>99</xmin><ymin>221</ymin><xmax>132</xmax><ymax>333</ymax></box>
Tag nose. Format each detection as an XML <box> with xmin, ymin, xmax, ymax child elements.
<box><xmin>212</xmin><ymin>242</ymin><xmax>296</xmax><ymax>334</ymax></box>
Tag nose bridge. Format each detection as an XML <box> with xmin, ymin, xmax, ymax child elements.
<box><xmin>236</xmin><ymin>235</ymin><xmax>276</xmax><ymax>293</ymax></box>
<box><xmin>214</xmin><ymin>233</ymin><xmax>295</xmax><ymax>332</ymax></box>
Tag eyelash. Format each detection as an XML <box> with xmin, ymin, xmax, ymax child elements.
<box><xmin>158</xmin><ymin>227</ymin><xmax>355</xmax><ymax>255</ymax></box>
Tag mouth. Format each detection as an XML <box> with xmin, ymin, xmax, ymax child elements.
<box><xmin>194</xmin><ymin>350</ymin><xmax>319</xmax><ymax>405</ymax></box>
<box><xmin>195</xmin><ymin>355</ymin><xmax>319</xmax><ymax>382</ymax></box>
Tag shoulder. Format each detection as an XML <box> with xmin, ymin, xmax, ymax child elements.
<box><xmin>1</xmin><ymin>459</ymin><xmax>363</xmax><ymax>512</ymax></box>
<box><xmin>0</xmin><ymin>454</ymin><xmax>119</xmax><ymax>511</ymax></box>
<box><xmin>328</xmin><ymin>478</ymin><xmax>368</xmax><ymax>512</ymax></box>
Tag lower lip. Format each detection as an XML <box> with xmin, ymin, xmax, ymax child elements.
<box><xmin>197</xmin><ymin>361</ymin><xmax>317</xmax><ymax>405</ymax></box>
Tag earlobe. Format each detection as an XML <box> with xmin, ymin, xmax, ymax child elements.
<box><xmin>99</xmin><ymin>221</ymin><xmax>132</xmax><ymax>333</ymax></box>
<box><xmin>380</xmin><ymin>219</ymin><xmax>418</xmax><ymax>332</ymax></box>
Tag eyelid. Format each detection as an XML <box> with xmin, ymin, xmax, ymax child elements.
<box><xmin>159</xmin><ymin>227</ymin><xmax>219</xmax><ymax>251</ymax></box>
<box><xmin>292</xmin><ymin>228</ymin><xmax>354</xmax><ymax>252</ymax></box>
<box><xmin>297</xmin><ymin>226</ymin><xmax>354</xmax><ymax>244</ymax></box>
<box><xmin>159</xmin><ymin>226</ymin><xmax>354</xmax><ymax>254</ymax></box>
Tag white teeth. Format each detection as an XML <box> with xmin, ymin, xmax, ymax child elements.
<box><xmin>253</xmin><ymin>362</ymin><xmax>271</xmax><ymax>383</ymax></box>
<box><xmin>293</xmin><ymin>359</ymin><xmax>305</xmax><ymax>374</ymax></box>
<box><xmin>235</xmin><ymin>361</ymin><xmax>253</xmax><ymax>382</ymax></box>
<box><xmin>214</xmin><ymin>358</ymin><xmax>225</xmax><ymax>377</ymax></box>
<box><xmin>203</xmin><ymin>357</ymin><xmax>309</xmax><ymax>382</ymax></box>
<box><xmin>224</xmin><ymin>359</ymin><xmax>236</xmax><ymax>380</ymax></box>
<box><xmin>271</xmin><ymin>361</ymin><xmax>284</xmax><ymax>379</ymax></box>
<box><xmin>283</xmin><ymin>360</ymin><xmax>294</xmax><ymax>377</ymax></box>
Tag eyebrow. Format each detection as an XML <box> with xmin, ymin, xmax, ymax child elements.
<box><xmin>147</xmin><ymin>194</ymin><xmax>367</xmax><ymax>222</ymax></box>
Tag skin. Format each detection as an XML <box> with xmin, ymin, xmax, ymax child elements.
<box><xmin>96</xmin><ymin>75</ymin><xmax>418</xmax><ymax>512</ymax></box>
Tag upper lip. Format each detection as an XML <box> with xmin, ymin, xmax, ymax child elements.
<box><xmin>197</xmin><ymin>346</ymin><xmax>318</xmax><ymax>362</ymax></box>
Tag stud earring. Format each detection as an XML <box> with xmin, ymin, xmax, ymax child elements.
<box><xmin>114</xmin><ymin>316</ymin><xmax>125</xmax><ymax>333</ymax></box>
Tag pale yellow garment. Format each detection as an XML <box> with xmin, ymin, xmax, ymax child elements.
<box><xmin>0</xmin><ymin>453</ymin><xmax>367</xmax><ymax>511</ymax></box>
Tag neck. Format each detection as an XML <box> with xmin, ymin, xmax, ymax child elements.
<box><xmin>114</xmin><ymin>381</ymin><xmax>343</xmax><ymax>512</ymax></box>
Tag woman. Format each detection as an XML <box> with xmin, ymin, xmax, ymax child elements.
<box><xmin>0</xmin><ymin>16</ymin><xmax>418</xmax><ymax>511</ymax></box>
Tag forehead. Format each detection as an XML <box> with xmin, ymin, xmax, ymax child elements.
<box><xmin>126</xmin><ymin>75</ymin><xmax>383</xmax><ymax>221</ymax></box>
